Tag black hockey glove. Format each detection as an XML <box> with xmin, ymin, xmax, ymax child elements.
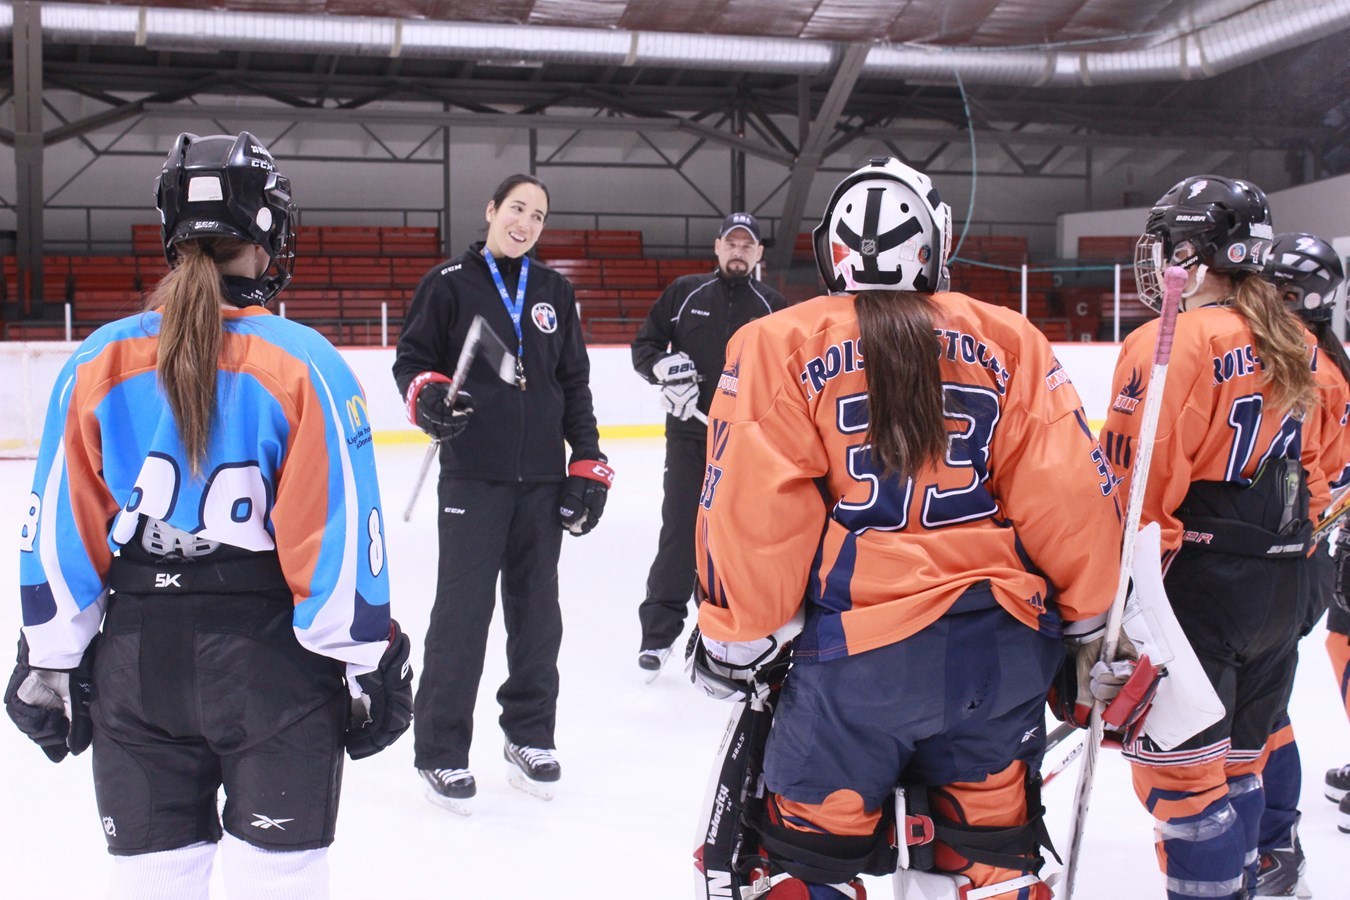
<box><xmin>4</xmin><ymin>632</ymin><xmax>96</xmax><ymax>763</ymax></box>
<box><xmin>346</xmin><ymin>620</ymin><xmax>414</xmax><ymax>761</ymax></box>
<box><xmin>405</xmin><ymin>371</ymin><xmax>474</xmax><ymax>442</ymax></box>
<box><xmin>1334</xmin><ymin>530</ymin><xmax>1350</xmax><ymax>615</ymax></box>
<box><xmin>559</xmin><ymin>458</ymin><xmax>615</xmax><ymax>536</ymax></box>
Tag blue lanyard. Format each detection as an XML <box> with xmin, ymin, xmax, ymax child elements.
<box><xmin>482</xmin><ymin>247</ymin><xmax>529</xmax><ymax>357</ymax></box>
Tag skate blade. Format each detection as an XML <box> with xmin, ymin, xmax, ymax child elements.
<box><xmin>423</xmin><ymin>788</ymin><xmax>473</xmax><ymax>816</ymax></box>
<box><xmin>506</xmin><ymin>766</ymin><xmax>556</xmax><ymax>801</ymax></box>
<box><xmin>1298</xmin><ymin>876</ymin><xmax>1312</xmax><ymax>899</ymax></box>
<box><xmin>643</xmin><ymin>666</ymin><xmax>662</xmax><ymax>684</ymax></box>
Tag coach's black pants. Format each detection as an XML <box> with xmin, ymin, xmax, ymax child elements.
<box><xmin>413</xmin><ymin>477</ymin><xmax>564</xmax><ymax>770</ymax></box>
<box><xmin>638</xmin><ymin>429</ymin><xmax>705</xmax><ymax>652</ymax></box>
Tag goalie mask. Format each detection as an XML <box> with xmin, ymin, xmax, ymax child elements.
<box><xmin>1264</xmin><ymin>232</ymin><xmax>1345</xmax><ymax>324</ymax></box>
<box><xmin>813</xmin><ymin>157</ymin><xmax>952</xmax><ymax>294</ymax></box>
<box><xmin>1134</xmin><ymin>174</ymin><xmax>1273</xmax><ymax>313</ymax></box>
<box><xmin>154</xmin><ymin>131</ymin><xmax>296</xmax><ymax>303</ymax></box>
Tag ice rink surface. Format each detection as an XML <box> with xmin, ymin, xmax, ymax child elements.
<box><xmin>2</xmin><ymin>439</ymin><xmax>1348</xmax><ymax>899</ymax></box>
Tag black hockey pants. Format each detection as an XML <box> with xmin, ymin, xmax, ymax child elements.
<box><xmin>413</xmin><ymin>477</ymin><xmax>564</xmax><ymax>770</ymax></box>
<box><xmin>638</xmin><ymin>429</ymin><xmax>705</xmax><ymax>651</ymax></box>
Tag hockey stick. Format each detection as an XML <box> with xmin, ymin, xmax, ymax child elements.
<box><xmin>402</xmin><ymin>315</ymin><xmax>516</xmax><ymax>522</ymax></box>
<box><xmin>1060</xmin><ymin>265</ymin><xmax>1186</xmax><ymax>899</ymax></box>
<box><xmin>1311</xmin><ymin>482</ymin><xmax>1350</xmax><ymax>544</ymax></box>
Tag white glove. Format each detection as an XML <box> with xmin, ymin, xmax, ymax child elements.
<box><xmin>661</xmin><ymin>381</ymin><xmax>699</xmax><ymax>420</ymax></box>
<box><xmin>652</xmin><ymin>352</ymin><xmax>697</xmax><ymax>384</ymax></box>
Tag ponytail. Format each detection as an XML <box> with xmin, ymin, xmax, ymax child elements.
<box><xmin>854</xmin><ymin>290</ymin><xmax>945</xmax><ymax>478</ymax></box>
<box><xmin>146</xmin><ymin>237</ymin><xmax>251</xmax><ymax>478</ymax></box>
<box><xmin>1229</xmin><ymin>274</ymin><xmax>1317</xmax><ymax>417</ymax></box>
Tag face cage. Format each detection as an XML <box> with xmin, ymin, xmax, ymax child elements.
<box><xmin>1133</xmin><ymin>234</ymin><xmax>1167</xmax><ymax>313</ymax></box>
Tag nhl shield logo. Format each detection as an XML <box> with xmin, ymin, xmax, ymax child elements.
<box><xmin>860</xmin><ymin>238</ymin><xmax>878</xmax><ymax>257</ymax></box>
<box><xmin>531</xmin><ymin>302</ymin><xmax>558</xmax><ymax>333</ymax></box>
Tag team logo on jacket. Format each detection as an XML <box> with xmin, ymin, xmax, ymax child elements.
<box><xmin>718</xmin><ymin>356</ymin><xmax>741</xmax><ymax>397</ymax></box>
<box><xmin>531</xmin><ymin>303</ymin><xmax>558</xmax><ymax>333</ymax></box>
<box><xmin>1044</xmin><ymin>359</ymin><xmax>1070</xmax><ymax>392</ymax></box>
<box><xmin>1112</xmin><ymin>368</ymin><xmax>1145</xmax><ymax>414</ymax></box>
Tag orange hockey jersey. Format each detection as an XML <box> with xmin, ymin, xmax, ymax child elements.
<box><xmin>1099</xmin><ymin>306</ymin><xmax>1327</xmax><ymax>558</ymax></box>
<box><xmin>695</xmin><ymin>292</ymin><xmax>1123</xmax><ymax>662</ymax></box>
<box><xmin>1309</xmin><ymin>342</ymin><xmax>1350</xmax><ymax>505</ymax></box>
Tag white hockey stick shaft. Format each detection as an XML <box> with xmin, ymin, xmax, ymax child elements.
<box><xmin>691</xmin><ymin>408</ymin><xmax>708</xmax><ymax>424</ymax></box>
<box><xmin>1061</xmin><ymin>264</ymin><xmax>1186</xmax><ymax>898</ymax></box>
<box><xmin>402</xmin><ymin>315</ymin><xmax>514</xmax><ymax>522</ymax></box>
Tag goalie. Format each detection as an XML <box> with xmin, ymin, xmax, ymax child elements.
<box><xmin>686</xmin><ymin>158</ymin><xmax>1133</xmax><ymax>900</ymax></box>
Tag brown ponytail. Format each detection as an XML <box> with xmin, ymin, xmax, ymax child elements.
<box><xmin>854</xmin><ymin>290</ymin><xmax>945</xmax><ymax>478</ymax></box>
<box><xmin>146</xmin><ymin>237</ymin><xmax>252</xmax><ymax>478</ymax></box>
<box><xmin>1229</xmin><ymin>274</ymin><xmax>1317</xmax><ymax>418</ymax></box>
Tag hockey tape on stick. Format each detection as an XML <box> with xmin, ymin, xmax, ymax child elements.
<box><xmin>691</xmin><ymin>408</ymin><xmax>708</xmax><ymax>424</ymax></box>
<box><xmin>1061</xmin><ymin>264</ymin><xmax>1185</xmax><ymax>899</ymax></box>
<box><xmin>402</xmin><ymin>315</ymin><xmax>517</xmax><ymax>521</ymax></box>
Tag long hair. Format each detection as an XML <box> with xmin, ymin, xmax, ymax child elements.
<box><xmin>854</xmin><ymin>290</ymin><xmax>946</xmax><ymax>478</ymax></box>
<box><xmin>146</xmin><ymin>237</ymin><xmax>252</xmax><ymax>478</ymax></box>
<box><xmin>1229</xmin><ymin>273</ymin><xmax>1318</xmax><ymax>417</ymax></box>
<box><xmin>1310</xmin><ymin>319</ymin><xmax>1350</xmax><ymax>386</ymax></box>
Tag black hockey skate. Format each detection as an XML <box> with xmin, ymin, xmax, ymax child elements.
<box><xmin>638</xmin><ymin>646</ymin><xmax>672</xmax><ymax>683</ymax></box>
<box><xmin>1255</xmin><ymin>844</ymin><xmax>1310</xmax><ymax>898</ymax></box>
<box><xmin>419</xmin><ymin>768</ymin><xmax>475</xmax><ymax>816</ymax></box>
<box><xmin>504</xmin><ymin>741</ymin><xmax>560</xmax><ymax>800</ymax></box>
<box><xmin>1324</xmin><ymin>763</ymin><xmax>1350</xmax><ymax>803</ymax></box>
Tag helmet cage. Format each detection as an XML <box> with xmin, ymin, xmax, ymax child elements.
<box><xmin>155</xmin><ymin>131</ymin><xmax>296</xmax><ymax>303</ymax></box>
<box><xmin>812</xmin><ymin>157</ymin><xmax>951</xmax><ymax>294</ymax></box>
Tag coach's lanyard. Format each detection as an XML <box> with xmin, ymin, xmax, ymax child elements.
<box><xmin>483</xmin><ymin>247</ymin><xmax>529</xmax><ymax>390</ymax></box>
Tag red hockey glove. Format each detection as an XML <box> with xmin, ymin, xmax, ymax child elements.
<box><xmin>559</xmin><ymin>459</ymin><xmax>614</xmax><ymax>536</ymax></box>
<box><xmin>406</xmin><ymin>371</ymin><xmax>474</xmax><ymax>442</ymax></box>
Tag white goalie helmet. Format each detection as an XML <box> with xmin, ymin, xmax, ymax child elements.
<box><xmin>813</xmin><ymin>157</ymin><xmax>952</xmax><ymax>294</ymax></box>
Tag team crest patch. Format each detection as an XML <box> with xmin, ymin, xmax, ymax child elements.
<box><xmin>1227</xmin><ymin>243</ymin><xmax>1247</xmax><ymax>264</ymax></box>
<box><xmin>718</xmin><ymin>356</ymin><xmax>741</xmax><ymax>397</ymax></box>
<box><xmin>1112</xmin><ymin>367</ymin><xmax>1145</xmax><ymax>414</ymax></box>
<box><xmin>531</xmin><ymin>302</ymin><xmax>558</xmax><ymax>333</ymax></box>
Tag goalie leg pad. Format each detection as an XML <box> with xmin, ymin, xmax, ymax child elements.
<box><xmin>893</xmin><ymin>870</ymin><xmax>1050</xmax><ymax>900</ymax></box>
<box><xmin>924</xmin><ymin>761</ymin><xmax>1057</xmax><ymax>882</ymax></box>
<box><xmin>755</xmin><ymin>792</ymin><xmax>895</xmax><ymax>885</ymax></box>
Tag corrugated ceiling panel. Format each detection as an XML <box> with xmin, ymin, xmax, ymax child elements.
<box><xmin>528</xmin><ymin>0</ymin><xmax>627</xmax><ymax>29</ymax></box>
<box><xmin>711</xmin><ymin>0</ymin><xmax>819</xmax><ymax>40</ymax></box>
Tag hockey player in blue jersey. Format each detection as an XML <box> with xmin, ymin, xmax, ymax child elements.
<box><xmin>5</xmin><ymin>131</ymin><xmax>412</xmax><ymax>899</ymax></box>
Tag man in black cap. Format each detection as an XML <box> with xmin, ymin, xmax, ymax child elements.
<box><xmin>630</xmin><ymin>212</ymin><xmax>788</xmax><ymax>680</ymax></box>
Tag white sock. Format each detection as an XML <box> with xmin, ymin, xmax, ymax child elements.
<box><xmin>220</xmin><ymin>833</ymin><xmax>330</xmax><ymax>900</ymax></box>
<box><xmin>106</xmin><ymin>840</ymin><xmax>215</xmax><ymax>900</ymax></box>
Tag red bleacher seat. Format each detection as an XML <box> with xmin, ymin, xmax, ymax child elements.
<box><xmin>1078</xmin><ymin>236</ymin><xmax>1139</xmax><ymax>262</ymax></box>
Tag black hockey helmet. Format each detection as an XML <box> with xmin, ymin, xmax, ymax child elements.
<box><xmin>154</xmin><ymin>131</ymin><xmax>295</xmax><ymax>302</ymax></box>
<box><xmin>1134</xmin><ymin>174</ymin><xmax>1274</xmax><ymax>312</ymax></box>
<box><xmin>1265</xmin><ymin>232</ymin><xmax>1345</xmax><ymax>324</ymax></box>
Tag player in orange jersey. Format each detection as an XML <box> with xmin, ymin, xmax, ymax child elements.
<box><xmin>687</xmin><ymin>158</ymin><xmax>1128</xmax><ymax>900</ymax></box>
<box><xmin>1100</xmin><ymin>177</ymin><xmax>1323</xmax><ymax>900</ymax></box>
<box><xmin>1254</xmin><ymin>232</ymin><xmax>1350</xmax><ymax>896</ymax></box>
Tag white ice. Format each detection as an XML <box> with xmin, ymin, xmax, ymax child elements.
<box><xmin>2</xmin><ymin>440</ymin><xmax>1348</xmax><ymax>899</ymax></box>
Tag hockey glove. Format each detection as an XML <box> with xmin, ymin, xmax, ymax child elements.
<box><xmin>652</xmin><ymin>351</ymin><xmax>698</xmax><ymax>384</ymax></box>
<box><xmin>346</xmin><ymin>620</ymin><xmax>414</xmax><ymax>761</ymax></box>
<box><xmin>1334</xmin><ymin>529</ymin><xmax>1350</xmax><ymax>615</ymax></box>
<box><xmin>405</xmin><ymin>371</ymin><xmax>474</xmax><ymax>442</ymax></box>
<box><xmin>1052</xmin><ymin>621</ymin><xmax>1160</xmax><ymax>745</ymax></box>
<box><xmin>685</xmin><ymin>610</ymin><xmax>804</xmax><ymax>701</ymax></box>
<box><xmin>660</xmin><ymin>380</ymin><xmax>700</xmax><ymax>421</ymax></box>
<box><xmin>559</xmin><ymin>458</ymin><xmax>615</xmax><ymax>536</ymax></box>
<box><xmin>4</xmin><ymin>632</ymin><xmax>96</xmax><ymax>763</ymax></box>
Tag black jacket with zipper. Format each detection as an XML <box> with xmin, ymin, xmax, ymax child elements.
<box><xmin>393</xmin><ymin>242</ymin><xmax>602</xmax><ymax>481</ymax></box>
<box><xmin>631</xmin><ymin>270</ymin><xmax>787</xmax><ymax>437</ymax></box>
